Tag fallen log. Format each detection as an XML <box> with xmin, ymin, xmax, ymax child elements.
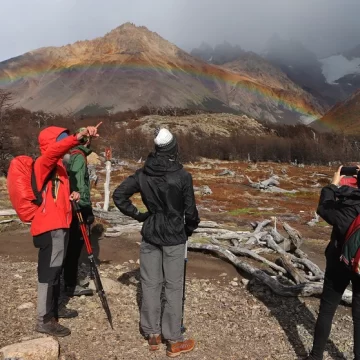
<box><xmin>283</xmin><ymin>222</ymin><xmax>303</xmax><ymax>250</ymax></box>
<box><xmin>265</xmin><ymin>235</ymin><xmax>286</xmax><ymax>254</ymax></box>
<box><xmin>188</xmin><ymin>242</ymin><xmax>351</xmax><ymax>304</ymax></box>
<box><xmin>210</xmin><ymin>237</ymin><xmax>286</xmax><ymax>274</ymax></box>
<box><xmin>245</xmin><ymin>231</ymin><xmax>268</xmax><ymax>245</ymax></box>
<box><xmin>269</xmin><ymin>228</ymin><xmax>287</xmax><ymax>244</ymax></box>
<box><xmin>277</xmin><ymin>255</ymin><xmax>308</xmax><ymax>284</ymax></box>
<box><xmin>252</xmin><ymin>220</ymin><xmax>272</xmax><ymax>233</ymax></box>
<box><xmin>229</xmin><ymin>246</ymin><xmax>286</xmax><ymax>274</ymax></box>
<box><xmin>0</xmin><ymin>219</ymin><xmax>15</xmax><ymax>224</ymax></box>
<box><xmin>294</xmin><ymin>249</ymin><xmax>309</xmax><ymax>259</ymax></box>
<box><xmin>307</xmin><ymin>212</ymin><xmax>320</xmax><ymax>227</ymax></box>
<box><xmin>0</xmin><ymin>209</ymin><xmax>17</xmax><ymax>216</ymax></box>
<box><xmin>292</xmin><ymin>258</ymin><xmax>324</xmax><ymax>279</ymax></box>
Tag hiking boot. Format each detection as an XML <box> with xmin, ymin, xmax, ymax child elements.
<box><xmin>58</xmin><ymin>306</ymin><xmax>78</xmax><ymax>319</ymax></box>
<box><xmin>35</xmin><ymin>318</ymin><xmax>71</xmax><ymax>337</ymax></box>
<box><xmin>166</xmin><ymin>339</ymin><xmax>195</xmax><ymax>358</ymax></box>
<box><xmin>148</xmin><ymin>334</ymin><xmax>162</xmax><ymax>351</ymax></box>
<box><xmin>66</xmin><ymin>285</ymin><xmax>93</xmax><ymax>297</ymax></box>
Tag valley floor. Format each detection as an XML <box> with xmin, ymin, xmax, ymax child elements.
<box><xmin>0</xmin><ymin>230</ymin><xmax>354</xmax><ymax>360</ymax></box>
<box><xmin>0</xmin><ymin>160</ymin><xmax>355</xmax><ymax>359</ymax></box>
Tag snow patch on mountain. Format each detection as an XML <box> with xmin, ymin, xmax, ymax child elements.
<box><xmin>320</xmin><ymin>54</ymin><xmax>360</xmax><ymax>83</ymax></box>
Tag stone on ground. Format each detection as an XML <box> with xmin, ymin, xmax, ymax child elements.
<box><xmin>0</xmin><ymin>337</ymin><xmax>59</xmax><ymax>360</ymax></box>
<box><xmin>89</xmin><ymin>277</ymin><xmax>122</xmax><ymax>295</ymax></box>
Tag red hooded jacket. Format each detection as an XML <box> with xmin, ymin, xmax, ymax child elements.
<box><xmin>31</xmin><ymin>126</ymin><xmax>80</xmax><ymax>236</ymax></box>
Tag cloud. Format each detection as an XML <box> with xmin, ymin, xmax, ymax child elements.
<box><xmin>1</xmin><ymin>0</ymin><xmax>359</xmax><ymax>61</ymax></box>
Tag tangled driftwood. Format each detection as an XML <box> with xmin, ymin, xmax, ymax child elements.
<box><xmin>93</xmin><ymin>208</ymin><xmax>351</xmax><ymax>304</ymax></box>
<box><xmin>246</xmin><ymin>175</ymin><xmax>297</xmax><ymax>194</ymax></box>
<box><xmin>190</xmin><ymin>218</ymin><xmax>352</xmax><ymax>305</ymax></box>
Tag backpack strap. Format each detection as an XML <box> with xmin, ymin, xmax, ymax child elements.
<box><xmin>31</xmin><ymin>159</ymin><xmax>57</xmax><ymax>206</ymax></box>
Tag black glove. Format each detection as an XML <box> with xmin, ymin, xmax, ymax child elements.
<box><xmin>134</xmin><ymin>211</ymin><xmax>149</xmax><ymax>223</ymax></box>
<box><xmin>185</xmin><ymin>226</ymin><xmax>193</xmax><ymax>238</ymax></box>
<box><xmin>81</xmin><ymin>207</ymin><xmax>95</xmax><ymax>225</ymax></box>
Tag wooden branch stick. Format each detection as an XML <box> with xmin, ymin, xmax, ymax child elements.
<box><xmin>283</xmin><ymin>222</ymin><xmax>303</xmax><ymax>250</ymax></box>
<box><xmin>277</xmin><ymin>255</ymin><xmax>308</xmax><ymax>284</ymax></box>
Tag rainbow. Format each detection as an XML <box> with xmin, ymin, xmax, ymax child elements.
<box><xmin>0</xmin><ymin>59</ymin><xmax>322</xmax><ymax>122</ymax></box>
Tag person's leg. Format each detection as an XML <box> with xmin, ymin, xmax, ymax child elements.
<box><xmin>162</xmin><ymin>243</ymin><xmax>185</xmax><ymax>342</ymax></box>
<box><xmin>162</xmin><ymin>243</ymin><xmax>195</xmax><ymax>357</ymax></box>
<box><xmin>310</xmin><ymin>259</ymin><xmax>350</xmax><ymax>360</ymax></box>
<box><xmin>63</xmin><ymin>215</ymin><xmax>92</xmax><ymax>296</ymax></box>
<box><xmin>351</xmin><ymin>274</ymin><xmax>360</xmax><ymax>360</ymax></box>
<box><xmin>140</xmin><ymin>240</ymin><xmax>163</xmax><ymax>338</ymax></box>
<box><xmin>34</xmin><ymin>229</ymin><xmax>74</xmax><ymax>337</ymax></box>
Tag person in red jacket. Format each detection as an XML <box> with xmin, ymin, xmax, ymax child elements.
<box><xmin>32</xmin><ymin>125</ymin><xmax>99</xmax><ymax>337</ymax></box>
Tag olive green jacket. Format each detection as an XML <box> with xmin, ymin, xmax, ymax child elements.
<box><xmin>67</xmin><ymin>145</ymin><xmax>92</xmax><ymax>209</ymax></box>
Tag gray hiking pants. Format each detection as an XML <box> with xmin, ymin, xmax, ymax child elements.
<box><xmin>33</xmin><ymin>229</ymin><xmax>69</xmax><ymax>324</ymax></box>
<box><xmin>140</xmin><ymin>240</ymin><xmax>185</xmax><ymax>342</ymax></box>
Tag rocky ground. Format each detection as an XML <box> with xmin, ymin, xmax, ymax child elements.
<box><xmin>0</xmin><ymin>253</ymin><xmax>355</xmax><ymax>360</ymax></box>
<box><xmin>0</xmin><ymin>160</ymin><xmax>355</xmax><ymax>359</ymax></box>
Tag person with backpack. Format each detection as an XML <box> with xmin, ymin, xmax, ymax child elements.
<box><xmin>62</xmin><ymin>129</ymin><xmax>95</xmax><ymax>297</ymax></box>
<box><xmin>8</xmin><ymin>125</ymin><xmax>99</xmax><ymax>338</ymax></box>
<box><xmin>113</xmin><ymin>128</ymin><xmax>200</xmax><ymax>358</ymax></box>
<box><xmin>305</xmin><ymin>165</ymin><xmax>360</xmax><ymax>360</ymax></box>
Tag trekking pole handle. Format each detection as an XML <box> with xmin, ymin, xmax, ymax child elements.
<box><xmin>71</xmin><ymin>199</ymin><xmax>81</xmax><ymax>212</ymax></box>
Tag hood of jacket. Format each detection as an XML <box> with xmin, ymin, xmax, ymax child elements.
<box><xmin>38</xmin><ymin>126</ymin><xmax>69</xmax><ymax>155</ymax></box>
<box><xmin>143</xmin><ymin>152</ymin><xmax>183</xmax><ymax>176</ymax></box>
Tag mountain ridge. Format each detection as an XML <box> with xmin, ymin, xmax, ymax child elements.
<box><xmin>0</xmin><ymin>23</ymin><xmax>324</xmax><ymax>124</ymax></box>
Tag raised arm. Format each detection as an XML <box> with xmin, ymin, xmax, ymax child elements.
<box><xmin>34</xmin><ymin>125</ymin><xmax>100</xmax><ymax>190</ymax></box>
<box><xmin>34</xmin><ymin>135</ymin><xmax>79</xmax><ymax>189</ymax></box>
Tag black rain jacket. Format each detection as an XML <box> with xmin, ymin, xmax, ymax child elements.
<box><xmin>112</xmin><ymin>152</ymin><xmax>200</xmax><ymax>246</ymax></box>
<box><xmin>317</xmin><ymin>184</ymin><xmax>360</xmax><ymax>260</ymax></box>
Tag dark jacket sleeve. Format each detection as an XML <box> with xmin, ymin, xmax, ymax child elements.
<box><xmin>183</xmin><ymin>172</ymin><xmax>200</xmax><ymax>237</ymax></box>
<box><xmin>317</xmin><ymin>184</ymin><xmax>339</xmax><ymax>226</ymax></box>
<box><xmin>112</xmin><ymin>171</ymin><xmax>143</xmax><ymax>220</ymax></box>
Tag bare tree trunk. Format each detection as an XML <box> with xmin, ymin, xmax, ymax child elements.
<box><xmin>103</xmin><ymin>160</ymin><xmax>111</xmax><ymax>211</ymax></box>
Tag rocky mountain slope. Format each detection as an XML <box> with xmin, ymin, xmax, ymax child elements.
<box><xmin>222</xmin><ymin>52</ymin><xmax>324</xmax><ymax>124</ymax></box>
<box><xmin>0</xmin><ymin>23</ymin><xmax>324</xmax><ymax>124</ymax></box>
<box><xmin>312</xmin><ymin>89</ymin><xmax>360</xmax><ymax>134</ymax></box>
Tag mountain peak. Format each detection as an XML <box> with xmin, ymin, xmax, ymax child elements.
<box><xmin>108</xmin><ymin>22</ymin><xmax>151</xmax><ymax>36</ymax></box>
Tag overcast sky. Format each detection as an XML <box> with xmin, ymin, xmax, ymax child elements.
<box><xmin>1</xmin><ymin>0</ymin><xmax>359</xmax><ymax>61</ymax></box>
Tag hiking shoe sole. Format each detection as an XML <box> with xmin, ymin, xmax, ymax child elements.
<box><xmin>166</xmin><ymin>347</ymin><xmax>195</xmax><ymax>358</ymax></box>
<box><xmin>35</xmin><ymin>326</ymin><xmax>71</xmax><ymax>337</ymax></box>
<box><xmin>149</xmin><ymin>344</ymin><xmax>161</xmax><ymax>351</ymax></box>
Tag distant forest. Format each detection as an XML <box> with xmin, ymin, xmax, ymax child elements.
<box><xmin>0</xmin><ymin>89</ymin><xmax>358</xmax><ymax>175</ymax></box>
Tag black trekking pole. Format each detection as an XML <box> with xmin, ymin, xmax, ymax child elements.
<box><xmin>181</xmin><ymin>241</ymin><xmax>188</xmax><ymax>334</ymax></box>
<box><xmin>72</xmin><ymin>200</ymin><xmax>113</xmax><ymax>329</ymax></box>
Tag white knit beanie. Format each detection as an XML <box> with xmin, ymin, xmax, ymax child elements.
<box><xmin>154</xmin><ymin>128</ymin><xmax>177</xmax><ymax>152</ymax></box>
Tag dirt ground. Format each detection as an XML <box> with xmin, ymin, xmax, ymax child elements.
<box><xmin>0</xmin><ymin>160</ymin><xmax>355</xmax><ymax>359</ymax></box>
<box><xmin>0</xmin><ymin>231</ymin><xmax>240</xmax><ymax>281</ymax></box>
<box><xmin>0</xmin><ymin>227</ymin><xmax>354</xmax><ymax>360</ymax></box>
